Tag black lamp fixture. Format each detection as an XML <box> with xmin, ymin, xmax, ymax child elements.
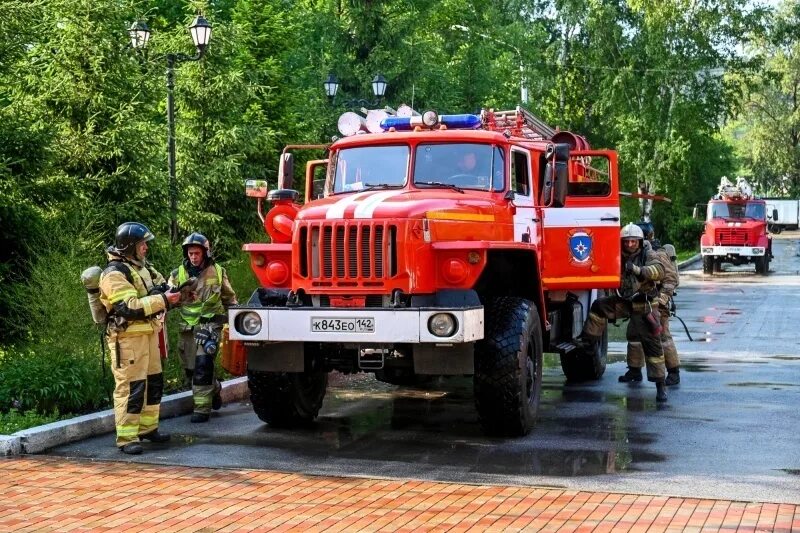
<box><xmin>128</xmin><ymin>21</ymin><xmax>151</xmax><ymax>50</ymax></box>
<box><xmin>325</xmin><ymin>73</ymin><xmax>388</xmax><ymax>108</ymax></box>
<box><xmin>127</xmin><ymin>14</ymin><xmax>213</xmax><ymax>243</ymax></box>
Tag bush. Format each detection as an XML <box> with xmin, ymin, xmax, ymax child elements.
<box><xmin>0</xmin><ymin>408</ymin><xmax>63</xmax><ymax>435</ymax></box>
<box><xmin>668</xmin><ymin>217</ymin><xmax>704</xmax><ymax>252</ymax></box>
<box><xmin>0</xmin><ymin>346</ymin><xmax>110</xmax><ymax>414</ymax></box>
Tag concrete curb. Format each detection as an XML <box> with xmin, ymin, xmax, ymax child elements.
<box><xmin>677</xmin><ymin>253</ymin><xmax>701</xmax><ymax>270</ymax></box>
<box><xmin>5</xmin><ymin>376</ymin><xmax>249</xmax><ymax>455</ymax></box>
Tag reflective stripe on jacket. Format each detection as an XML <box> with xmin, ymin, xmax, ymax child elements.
<box><xmin>176</xmin><ymin>263</ymin><xmax>224</xmax><ymax>326</ymax></box>
<box><xmin>99</xmin><ymin>253</ymin><xmax>167</xmax><ymax>335</ymax></box>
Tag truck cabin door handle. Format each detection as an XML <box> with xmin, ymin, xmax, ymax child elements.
<box><xmin>601</xmin><ymin>216</ymin><xmax>620</xmax><ymax>221</ymax></box>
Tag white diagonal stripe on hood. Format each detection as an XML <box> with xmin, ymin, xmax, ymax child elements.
<box><xmin>325</xmin><ymin>192</ymin><xmax>370</xmax><ymax>219</ymax></box>
<box><xmin>353</xmin><ymin>190</ymin><xmax>405</xmax><ymax>219</ymax></box>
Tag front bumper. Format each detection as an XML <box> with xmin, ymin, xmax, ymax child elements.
<box><xmin>701</xmin><ymin>246</ymin><xmax>765</xmax><ymax>257</ymax></box>
<box><xmin>228</xmin><ymin>306</ymin><xmax>484</xmax><ymax>343</ymax></box>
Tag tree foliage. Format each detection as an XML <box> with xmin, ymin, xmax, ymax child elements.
<box><xmin>0</xmin><ymin>0</ymin><xmax>774</xmax><ymax>344</ymax></box>
<box><xmin>728</xmin><ymin>1</ymin><xmax>800</xmax><ymax>196</ymax></box>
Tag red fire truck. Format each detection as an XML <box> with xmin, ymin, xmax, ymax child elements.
<box><xmin>229</xmin><ymin>107</ymin><xmax>621</xmax><ymax>436</ymax></box>
<box><xmin>699</xmin><ymin>177</ymin><xmax>773</xmax><ymax>275</ymax></box>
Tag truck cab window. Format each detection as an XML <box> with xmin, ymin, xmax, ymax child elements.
<box><xmin>332</xmin><ymin>145</ymin><xmax>409</xmax><ymax>194</ymax></box>
<box><xmin>566</xmin><ymin>156</ymin><xmax>611</xmax><ymax>197</ymax></box>
<box><xmin>511</xmin><ymin>150</ymin><xmax>530</xmax><ymax>196</ymax></box>
<box><xmin>414</xmin><ymin>143</ymin><xmax>498</xmax><ymax>191</ymax></box>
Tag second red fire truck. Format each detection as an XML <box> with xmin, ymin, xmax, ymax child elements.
<box><xmin>229</xmin><ymin>107</ymin><xmax>621</xmax><ymax>436</ymax></box>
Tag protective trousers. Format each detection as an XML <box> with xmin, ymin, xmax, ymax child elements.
<box><xmin>627</xmin><ymin>306</ymin><xmax>679</xmax><ymax>370</ymax></box>
<box><xmin>584</xmin><ymin>296</ymin><xmax>666</xmax><ymax>382</ymax></box>
<box><xmin>108</xmin><ymin>331</ymin><xmax>163</xmax><ymax>447</ymax></box>
<box><xmin>178</xmin><ymin>323</ymin><xmax>222</xmax><ymax>415</ymax></box>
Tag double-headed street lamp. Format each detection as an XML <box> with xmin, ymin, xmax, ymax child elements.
<box><xmin>324</xmin><ymin>73</ymin><xmax>388</xmax><ymax>108</ymax></box>
<box><xmin>451</xmin><ymin>24</ymin><xmax>528</xmax><ymax>105</ymax></box>
<box><xmin>128</xmin><ymin>16</ymin><xmax>212</xmax><ymax>243</ymax></box>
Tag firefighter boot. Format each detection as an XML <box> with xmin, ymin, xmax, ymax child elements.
<box><xmin>665</xmin><ymin>367</ymin><xmax>681</xmax><ymax>386</ymax></box>
<box><xmin>191</xmin><ymin>412</ymin><xmax>210</xmax><ymax>423</ymax></box>
<box><xmin>656</xmin><ymin>381</ymin><xmax>668</xmax><ymax>403</ymax></box>
<box><xmin>618</xmin><ymin>367</ymin><xmax>643</xmax><ymax>383</ymax></box>
<box><xmin>119</xmin><ymin>442</ymin><xmax>143</xmax><ymax>455</ymax></box>
<box><xmin>139</xmin><ymin>429</ymin><xmax>171</xmax><ymax>443</ymax></box>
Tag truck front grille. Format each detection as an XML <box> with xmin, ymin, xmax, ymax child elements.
<box><xmin>715</xmin><ymin>228</ymin><xmax>748</xmax><ymax>245</ymax></box>
<box><xmin>298</xmin><ymin>221</ymin><xmax>398</xmax><ymax>285</ymax></box>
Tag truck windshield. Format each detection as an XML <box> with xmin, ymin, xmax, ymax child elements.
<box><xmin>413</xmin><ymin>143</ymin><xmax>504</xmax><ymax>191</ymax></box>
<box><xmin>709</xmin><ymin>202</ymin><xmax>766</xmax><ymax>220</ymax></box>
<box><xmin>332</xmin><ymin>145</ymin><xmax>409</xmax><ymax>194</ymax></box>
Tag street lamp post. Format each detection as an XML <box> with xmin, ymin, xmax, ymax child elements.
<box><xmin>128</xmin><ymin>16</ymin><xmax>212</xmax><ymax>243</ymax></box>
<box><xmin>451</xmin><ymin>24</ymin><xmax>528</xmax><ymax>105</ymax></box>
<box><xmin>324</xmin><ymin>73</ymin><xmax>388</xmax><ymax>108</ymax></box>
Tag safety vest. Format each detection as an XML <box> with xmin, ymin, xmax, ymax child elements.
<box><xmin>177</xmin><ymin>263</ymin><xmax>224</xmax><ymax>326</ymax></box>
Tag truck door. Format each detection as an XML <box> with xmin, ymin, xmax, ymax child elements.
<box><xmin>540</xmin><ymin>150</ymin><xmax>620</xmax><ymax>290</ymax></box>
<box><xmin>510</xmin><ymin>147</ymin><xmax>539</xmax><ymax>243</ymax></box>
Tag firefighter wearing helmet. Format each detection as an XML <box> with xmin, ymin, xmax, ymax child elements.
<box><xmin>169</xmin><ymin>232</ymin><xmax>238</xmax><ymax>423</ymax></box>
<box><xmin>98</xmin><ymin>222</ymin><xmax>181</xmax><ymax>454</ymax></box>
<box><xmin>578</xmin><ymin>223</ymin><xmax>668</xmax><ymax>402</ymax></box>
<box><xmin>625</xmin><ymin>222</ymin><xmax>682</xmax><ymax>386</ymax></box>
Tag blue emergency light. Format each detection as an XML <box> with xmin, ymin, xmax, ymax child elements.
<box><xmin>380</xmin><ymin>113</ymin><xmax>481</xmax><ymax>131</ymax></box>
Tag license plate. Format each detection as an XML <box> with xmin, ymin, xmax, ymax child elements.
<box><xmin>311</xmin><ymin>317</ymin><xmax>375</xmax><ymax>333</ymax></box>
<box><xmin>720</xmin><ymin>247</ymin><xmax>743</xmax><ymax>254</ymax></box>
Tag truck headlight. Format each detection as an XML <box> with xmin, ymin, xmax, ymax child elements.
<box><xmin>752</xmin><ymin>248</ymin><xmax>764</xmax><ymax>255</ymax></box>
<box><xmin>428</xmin><ymin>313</ymin><xmax>457</xmax><ymax>337</ymax></box>
<box><xmin>236</xmin><ymin>312</ymin><xmax>262</xmax><ymax>335</ymax></box>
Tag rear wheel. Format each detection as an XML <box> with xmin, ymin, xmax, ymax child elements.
<box><xmin>474</xmin><ymin>297</ymin><xmax>543</xmax><ymax>436</ymax></box>
<box><xmin>702</xmin><ymin>256</ymin><xmax>714</xmax><ymax>274</ymax></box>
<box><xmin>561</xmin><ymin>326</ymin><xmax>608</xmax><ymax>382</ymax></box>
<box><xmin>248</xmin><ymin>344</ymin><xmax>328</xmax><ymax>427</ymax></box>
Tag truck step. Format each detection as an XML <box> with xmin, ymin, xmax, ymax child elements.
<box><xmin>555</xmin><ymin>341</ymin><xmax>579</xmax><ymax>356</ymax></box>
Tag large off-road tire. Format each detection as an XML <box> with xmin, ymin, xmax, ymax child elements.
<box><xmin>247</xmin><ymin>345</ymin><xmax>327</xmax><ymax>427</ymax></box>
<box><xmin>702</xmin><ymin>256</ymin><xmax>714</xmax><ymax>274</ymax></box>
<box><xmin>756</xmin><ymin>256</ymin><xmax>770</xmax><ymax>275</ymax></box>
<box><xmin>474</xmin><ymin>297</ymin><xmax>543</xmax><ymax>437</ymax></box>
<box><xmin>560</xmin><ymin>327</ymin><xmax>608</xmax><ymax>382</ymax></box>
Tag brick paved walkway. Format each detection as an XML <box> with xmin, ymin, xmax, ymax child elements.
<box><xmin>1</xmin><ymin>457</ymin><xmax>797</xmax><ymax>532</ymax></box>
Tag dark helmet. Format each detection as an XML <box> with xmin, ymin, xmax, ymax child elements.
<box><xmin>114</xmin><ymin>222</ymin><xmax>154</xmax><ymax>256</ymax></box>
<box><xmin>635</xmin><ymin>221</ymin><xmax>655</xmax><ymax>240</ymax></box>
<box><xmin>182</xmin><ymin>232</ymin><xmax>211</xmax><ymax>260</ymax></box>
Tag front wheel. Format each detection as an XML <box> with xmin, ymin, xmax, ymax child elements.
<box><xmin>474</xmin><ymin>297</ymin><xmax>543</xmax><ymax>436</ymax></box>
<box><xmin>756</xmin><ymin>256</ymin><xmax>770</xmax><ymax>275</ymax></box>
<box><xmin>702</xmin><ymin>256</ymin><xmax>714</xmax><ymax>274</ymax></box>
<box><xmin>248</xmin><ymin>344</ymin><xmax>328</xmax><ymax>427</ymax></box>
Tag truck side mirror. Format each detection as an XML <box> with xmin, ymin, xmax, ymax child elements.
<box><xmin>773</xmin><ymin>208</ymin><xmax>779</xmax><ymax>221</ymax></box>
<box><xmin>278</xmin><ymin>153</ymin><xmax>294</xmax><ymax>190</ymax></box>
<box><xmin>245</xmin><ymin>179</ymin><xmax>268</xmax><ymax>198</ymax></box>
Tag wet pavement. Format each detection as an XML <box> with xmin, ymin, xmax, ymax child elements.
<box><xmin>45</xmin><ymin>234</ymin><xmax>800</xmax><ymax>504</ymax></box>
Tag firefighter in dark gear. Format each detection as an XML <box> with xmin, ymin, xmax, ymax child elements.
<box><xmin>579</xmin><ymin>223</ymin><xmax>668</xmax><ymax>402</ymax></box>
<box><xmin>169</xmin><ymin>232</ymin><xmax>237</xmax><ymax>423</ymax></box>
<box><xmin>99</xmin><ymin>222</ymin><xmax>181</xmax><ymax>454</ymax></box>
<box><xmin>626</xmin><ymin>223</ymin><xmax>681</xmax><ymax>386</ymax></box>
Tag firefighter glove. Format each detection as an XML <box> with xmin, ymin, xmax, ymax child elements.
<box><xmin>625</xmin><ymin>262</ymin><xmax>641</xmax><ymax>276</ymax></box>
<box><xmin>148</xmin><ymin>283</ymin><xmax>170</xmax><ymax>295</ymax></box>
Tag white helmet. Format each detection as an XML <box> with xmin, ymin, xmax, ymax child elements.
<box><xmin>620</xmin><ymin>223</ymin><xmax>644</xmax><ymax>240</ymax></box>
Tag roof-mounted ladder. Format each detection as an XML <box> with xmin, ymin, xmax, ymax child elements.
<box><xmin>481</xmin><ymin>106</ymin><xmax>557</xmax><ymax>140</ymax></box>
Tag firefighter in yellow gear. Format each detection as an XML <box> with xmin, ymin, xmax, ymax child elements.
<box><xmin>99</xmin><ymin>222</ymin><xmax>181</xmax><ymax>454</ymax></box>
<box><xmin>626</xmin><ymin>223</ymin><xmax>681</xmax><ymax>386</ymax></box>
<box><xmin>579</xmin><ymin>223</ymin><xmax>668</xmax><ymax>402</ymax></box>
<box><xmin>169</xmin><ymin>233</ymin><xmax>237</xmax><ymax>423</ymax></box>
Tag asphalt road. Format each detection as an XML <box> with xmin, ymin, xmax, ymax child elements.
<box><xmin>47</xmin><ymin>234</ymin><xmax>800</xmax><ymax>504</ymax></box>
